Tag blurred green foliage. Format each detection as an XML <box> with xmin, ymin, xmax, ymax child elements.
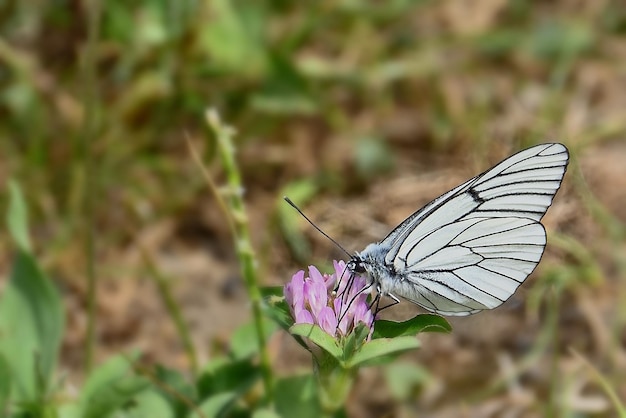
<box><xmin>0</xmin><ymin>182</ymin><xmax>64</xmax><ymax>414</ymax></box>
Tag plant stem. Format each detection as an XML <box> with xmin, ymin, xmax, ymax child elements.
<box><xmin>315</xmin><ymin>354</ymin><xmax>354</xmax><ymax>417</ymax></box>
<box><xmin>142</xmin><ymin>248</ymin><xmax>199</xmax><ymax>375</ymax></box>
<box><xmin>80</xmin><ymin>0</ymin><xmax>102</xmax><ymax>373</ymax></box>
<box><xmin>569</xmin><ymin>348</ymin><xmax>626</xmax><ymax>417</ymax></box>
<box><xmin>205</xmin><ymin>109</ymin><xmax>274</xmax><ymax>404</ymax></box>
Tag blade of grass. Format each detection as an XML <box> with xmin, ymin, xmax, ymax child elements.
<box><xmin>140</xmin><ymin>247</ymin><xmax>199</xmax><ymax>376</ymax></box>
<box><xmin>132</xmin><ymin>361</ymin><xmax>207</xmax><ymax>418</ymax></box>
<box><xmin>471</xmin><ymin>273</ymin><xmax>565</xmax><ymax>403</ymax></box>
<box><xmin>185</xmin><ymin>132</ymin><xmax>236</xmax><ymax>239</ymax></box>
<box><xmin>570</xmin><ymin>348</ymin><xmax>626</xmax><ymax>417</ymax></box>
<box><xmin>79</xmin><ymin>0</ymin><xmax>102</xmax><ymax>373</ymax></box>
<box><xmin>204</xmin><ymin>109</ymin><xmax>273</xmax><ymax>404</ymax></box>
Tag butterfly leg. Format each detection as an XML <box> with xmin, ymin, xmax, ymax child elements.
<box><xmin>336</xmin><ymin>281</ymin><xmax>374</xmax><ymax>331</ymax></box>
<box><xmin>373</xmin><ymin>292</ymin><xmax>400</xmax><ymax>317</ymax></box>
<box><xmin>368</xmin><ymin>292</ymin><xmax>381</xmax><ymax>312</ymax></box>
<box><xmin>336</xmin><ymin>270</ymin><xmax>358</xmax><ymax>299</ymax></box>
<box><xmin>333</xmin><ymin>263</ymin><xmax>351</xmax><ymax>294</ymax></box>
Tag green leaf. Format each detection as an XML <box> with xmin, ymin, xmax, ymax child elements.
<box><xmin>476</xmin><ymin>29</ymin><xmax>523</xmax><ymax>58</ymax></box>
<box><xmin>289</xmin><ymin>324</ymin><xmax>342</xmax><ymax>361</ymax></box>
<box><xmin>384</xmin><ymin>362</ymin><xmax>431</xmax><ymax>401</ymax></box>
<box><xmin>277</xmin><ymin>179</ymin><xmax>318</xmax><ymax>263</ymax></box>
<box><xmin>0</xmin><ymin>250</ymin><xmax>64</xmax><ymax>402</ymax></box>
<box><xmin>526</xmin><ymin>20</ymin><xmax>593</xmax><ymax>60</ymax></box>
<box><xmin>262</xmin><ymin>290</ymin><xmax>293</xmax><ymax>330</ymax></box>
<box><xmin>262</xmin><ymin>286</ymin><xmax>330</xmax><ymax>354</ymax></box>
<box><xmin>187</xmin><ymin>392</ymin><xmax>237</xmax><ymax>418</ymax></box>
<box><xmin>260</xmin><ymin>286</ymin><xmax>284</xmax><ymax>299</ymax></box>
<box><xmin>125</xmin><ymin>389</ymin><xmax>175</xmax><ymax>418</ymax></box>
<box><xmin>372</xmin><ymin>314</ymin><xmax>451</xmax><ymax>339</ymax></box>
<box><xmin>197</xmin><ymin>357</ymin><xmax>260</xmax><ymax>400</ymax></box>
<box><xmin>265</xmin><ymin>300</ymin><xmax>293</xmax><ymax>331</ymax></box>
<box><xmin>80</xmin><ymin>354</ymin><xmax>150</xmax><ymax>418</ymax></box>
<box><xmin>263</xmin><ymin>295</ymin><xmax>291</xmax><ymax>330</ymax></box>
<box><xmin>6</xmin><ymin>180</ymin><xmax>31</xmax><ymax>252</ymax></box>
<box><xmin>230</xmin><ymin>317</ymin><xmax>278</xmax><ymax>359</ymax></box>
<box><xmin>250</xmin><ymin>53</ymin><xmax>317</xmax><ymax>115</ymax></box>
<box><xmin>263</xmin><ymin>290</ymin><xmax>310</xmax><ymax>351</ymax></box>
<box><xmin>153</xmin><ymin>366</ymin><xmax>197</xmax><ymax>417</ymax></box>
<box><xmin>253</xmin><ymin>408</ymin><xmax>282</xmax><ymax>418</ymax></box>
<box><xmin>354</xmin><ymin>137</ymin><xmax>394</xmax><ymax>181</ymax></box>
<box><xmin>275</xmin><ymin>375</ymin><xmax>320</xmax><ymax>418</ymax></box>
<box><xmin>0</xmin><ymin>181</ymin><xmax>64</xmax><ymax>402</ymax></box>
<box><xmin>0</xmin><ymin>353</ymin><xmax>10</xmax><ymax>416</ymax></box>
<box><xmin>57</xmin><ymin>403</ymin><xmax>83</xmax><ymax>418</ymax></box>
<box><xmin>201</xmin><ymin>0</ymin><xmax>268</xmax><ymax>78</ymax></box>
<box><xmin>346</xmin><ymin>336</ymin><xmax>420</xmax><ymax>368</ymax></box>
<box><xmin>342</xmin><ymin>323</ymin><xmax>370</xmax><ymax>359</ymax></box>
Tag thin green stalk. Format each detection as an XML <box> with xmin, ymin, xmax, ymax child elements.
<box><xmin>570</xmin><ymin>348</ymin><xmax>626</xmax><ymax>417</ymax></box>
<box><xmin>546</xmin><ymin>284</ymin><xmax>562</xmax><ymax>417</ymax></box>
<box><xmin>80</xmin><ymin>0</ymin><xmax>102</xmax><ymax>373</ymax></box>
<box><xmin>205</xmin><ymin>109</ymin><xmax>274</xmax><ymax>404</ymax></box>
<box><xmin>142</xmin><ymin>249</ymin><xmax>199</xmax><ymax>375</ymax></box>
<box><xmin>185</xmin><ymin>133</ymin><xmax>236</xmax><ymax>239</ymax></box>
<box><xmin>132</xmin><ymin>361</ymin><xmax>208</xmax><ymax>418</ymax></box>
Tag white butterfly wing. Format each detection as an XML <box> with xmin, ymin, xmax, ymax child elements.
<box><xmin>393</xmin><ymin>217</ymin><xmax>545</xmax><ymax>315</ymax></box>
<box><xmin>378</xmin><ymin>143</ymin><xmax>568</xmax><ymax>316</ymax></box>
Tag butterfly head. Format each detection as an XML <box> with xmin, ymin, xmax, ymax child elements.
<box><xmin>348</xmin><ymin>243</ymin><xmax>397</xmax><ymax>292</ymax></box>
<box><xmin>347</xmin><ymin>255</ymin><xmax>366</xmax><ymax>274</ymax></box>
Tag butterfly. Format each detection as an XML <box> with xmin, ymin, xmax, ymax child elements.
<box><xmin>345</xmin><ymin>143</ymin><xmax>569</xmax><ymax>316</ymax></box>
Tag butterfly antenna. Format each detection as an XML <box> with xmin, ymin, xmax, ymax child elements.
<box><xmin>334</xmin><ymin>262</ymin><xmax>350</xmax><ymax>294</ymax></box>
<box><xmin>283</xmin><ymin>196</ymin><xmax>352</xmax><ymax>258</ymax></box>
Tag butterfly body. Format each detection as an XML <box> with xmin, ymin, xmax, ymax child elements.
<box><xmin>347</xmin><ymin>143</ymin><xmax>569</xmax><ymax>316</ymax></box>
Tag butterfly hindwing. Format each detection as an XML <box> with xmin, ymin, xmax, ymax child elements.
<box><xmin>398</xmin><ymin>217</ymin><xmax>546</xmax><ymax>315</ymax></box>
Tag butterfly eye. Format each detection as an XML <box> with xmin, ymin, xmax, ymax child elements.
<box><xmin>348</xmin><ymin>258</ymin><xmax>366</xmax><ymax>274</ymax></box>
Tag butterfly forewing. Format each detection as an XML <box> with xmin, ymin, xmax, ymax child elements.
<box><xmin>361</xmin><ymin>143</ymin><xmax>569</xmax><ymax>316</ymax></box>
<box><xmin>386</xmin><ymin>143</ymin><xmax>567</xmax><ymax>263</ymax></box>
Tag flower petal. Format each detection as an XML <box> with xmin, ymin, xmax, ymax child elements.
<box><xmin>317</xmin><ymin>306</ymin><xmax>338</xmax><ymax>336</ymax></box>
<box><xmin>333</xmin><ymin>260</ymin><xmax>347</xmax><ymax>277</ymax></box>
<box><xmin>345</xmin><ymin>275</ymin><xmax>367</xmax><ymax>302</ymax></box>
<box><xmin>334</xmin><ymin>298</ymin><xmax>350</xmax><ymax>336</ymax></box>
<box><xmin>295</xmin><ymin>307</ymin><xmax>314</xmax><ymax>325</ymax></box>
<box><xmin>323</xmin><ymin>273</ymin><xmax>335</xmax><ymax>290</ymax></box>
<box><xmin>353</xmin><ymin>299</ymin><xmax>374</xmax><ymax>329</ymax></box>
<box><xmin>308</xmin><ymin>265</ymin><xmax>325</xmax><ymax>284</ymax></box>
<box><xmin>304</xmin><ymin>267</ymin><xmax>328</xmax><ymax>316</ymax></box>
<box><xmin>286</xmin><ymin>270</ymin><xmax>305</xmax><ymax>310</ymax></box>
